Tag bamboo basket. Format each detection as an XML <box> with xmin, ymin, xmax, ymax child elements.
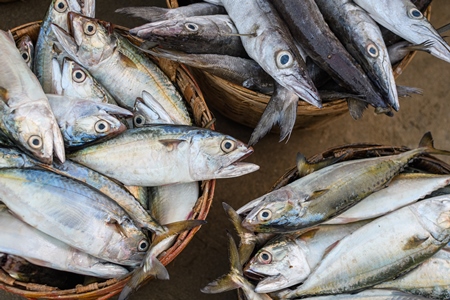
<box><xmin>0</xmin><ymin>21</ymin><xmax>216</xmax><ymax>300</ymax></box>
<box><xmin>167</xmin><ymin>0</ymin><xmax>431</xmax><ymax>131</ymax></box>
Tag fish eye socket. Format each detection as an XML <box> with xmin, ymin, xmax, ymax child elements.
<box><xmin>408</xmin><ymin>8</ymin><xmax>423</xmax><ymax>19</ymax></box>
<box><xmin>54</xmin><ymin>0</ymin><xmax>68</xmax><ymax>13</ymax></box>
<box><xmin>21</xmin><ymin>52</ymin><xmax>30</xmax><ymax>62</ymax></box>
<box><xmin>84</xmin><ymin>22</ymin><xmax>97</xmax><ymax>36</ymax></box>
<box><xmin>366</xmin><ymin>43</ymin><xmax>379</xmax><ymax>58</ymax></box>
<box><xmin>258</xmin><ymin>209</ymin><xmax>272</xmax><ymax>221</ymax></box>
<box><xmin>72</xmin><ymin>70</ymin><xmax>87</xmax><ymax>83</ymax></box>
<box><xmin>133</xmin><ymin>114</ymin><xmax>145</xmax><ymax>127</ymax></box>
<box><xmin>258</xmin><ymin>251</ymin><xmax>272</xmax><ymax>264</ymax></box>
<box><xmin>276</xmin><ymin>50</ymin><xmax>293</xmax><ymax>68</ymax></box>
<box><xmin>184</xmin><ymin>23</ymin><xmax>199</xmax><ymax>32</ymax></box>
<box><xmin>94</xmin><ymin>120</ymin><xmax>110</xmax><ymax>133</ymax></box>
<box><xmin>220</xmin><ymin>139</ymin><xmax>236</xmax><ymax>153</ymax></box>
<box><xmin>138</xmin><ymin>239</ymin><xmax>149</xmax><ymax>252</ymax></box>
<box><xmin>28</xmin><ymin>135</ymin><xmax>43</xmax><ymax>149</ymax></box>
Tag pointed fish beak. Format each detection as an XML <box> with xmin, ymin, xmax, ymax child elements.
<box><xmin>214</xmin><ymin>162</ymin><xmax>260</xmax><ymax>179</ymax></box>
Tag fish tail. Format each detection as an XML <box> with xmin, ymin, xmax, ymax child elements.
<box><xmin>419</xmin><ymin>132</ymin><xmax>450</xmax><ymax>156</ymax></box>
<box><xmin>201</xmin><ymin>232</ymin><xmax>244</xmax><ymax>294</ymax></box>
<box><xmin>115</xmin><ymin>7</ymin><xmax>169</xmax><ymax>22</ymax></box>
<box><xmin>347</xmin><ymin>98</ymin><xmax>368</xmax><ymax>120</ymax></box>
<box><xmin>296</xmin><ymin>152</ymin><xmax>344</xmax><ymax>177</ymax></box>
<box><xmin>403</xmin><ymin>41</ymin><xmax>433</xmax><ymax>54</ymax></box>
<box><xmin>396</xmin><ymin>85</ymin><xmax>423</xmax><ymax>97</ymax></box>
<box><xmin>222</xmin><ymin>202</ymin><xmax>256</xmax><ymax>265</ymax></box>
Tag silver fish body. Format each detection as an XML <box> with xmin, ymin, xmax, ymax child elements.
<box><xmin>0</xmin><ymin>168</ymin><xmax>148</xmax><ymax>266</ymax></box>
<box><xmin>298</xmin><ymin>289</ymin><xmax>432</xmax><ymax>300</ymax></box>
<box><xmin>52</xmin><ymin>13</ymin><xmax>192</xmax><ymax>125</ymax></box>
<box><xmin>34</xmin><ymin>0</ymin><xmax>95</xmax><ymax>92</ymax></box>
<box><xmin>69</xmin><ymin>125</ymin><xmax>259</xmax><ymax>186</ymax></box>
<box><xmin>0</xmin><ymin>30</ymin><xmax>65</xmax><ymax>164</ymax></box>
<box><xmin>278</xmin><ymin>196</ymin><xmax>450</xmax><ymax>298</ymax></box>
<box><xmin>46</xmin><ymin>94</ymin><xmax>131</xmax><ymax>148</ymax></box>
<box><xmin>15</xmin><ymin>35</ymin><xmax>34</xmax><ymax>69</ymax></box>
<box><xmin>0</xmin><ymin>205</ymin><xmax>129</xmax><ymax>278</ymax></box>
<box><xmin>353</xmin><ymin>0</ymin><xmax>450</xmax><ymax>63</ymax></box>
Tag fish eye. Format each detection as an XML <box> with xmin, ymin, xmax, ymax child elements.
<box><xmin>408</xmin><ymin>8</ymin><xmax>423</xmax><ymax>19</ymax></box>
<box><xmin>21</xmin><ymin>52</ymin><xmax>30</xmax><ymax>63</ymax></box>
<box><xmin>220</xmin><ymin>139</ymin><xmax>236</xmax><ymax>153</ymax></box>
<box><xmin>28</xmin><ymin>135</ymin><xmax>43</xmax><ymax>149</ymax></box>
<box><xmin>366</xmin><ymin>43</ymin><xmax>379</xmax><ymax>58</ymax></box>
<box><xmin>258</xmin><ymin>251</ymin><xmax>272</xmax><ymax>264</ymax></box>
<box><xmin>138</xmin><ymin>239</ymin><xmax>149</xmax><ymax>252</ymax></box>
<box><xmin>94</xmin><ymin>120</ymin><xmax>110</xmax><ymax>133</ymax></box>
<box><xmin>276</xmin><ymin>50</ymin><xmax>294</xmax><ymax>68</ymax></box>
<box><xmin>84</xmin><ymin>21</ymin><xmax>97</xmax><ymax>36</ymax></box>
<box><xmin>258</xmin><ymin>209</ymin><xmax>272</xmax><ymax>221</ymax></box>
<box><xmin>184</xmin><ymin>23</ymin><xmax>199</xmax><ymax>32</ymax></box>
<box><xmin>54</xmin><ymin>0</ymin><xmax>68</xmax><ymax>13</ymax></box>
<box><xmin>133</xmin><ymin>114</ymin><xmax>146</xmax><ymax>127</ymax></box>
<box><xmin>72</xmin><ymin>69</ymin><xmax>86</xmax><ymax>83</ymax></box>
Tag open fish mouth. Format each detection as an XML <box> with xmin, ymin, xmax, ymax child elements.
<box><xmin>243</xmin><ymin>268</ymin><xmax>267</xmax><ymax>281</ymax></box>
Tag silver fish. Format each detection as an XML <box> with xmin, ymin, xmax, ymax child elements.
<box><xmin>277</xmin><ymin>196</ymin><xmax>450</xmax><ymax>298</ymax></box>
<box><xmin>51</xmin><ymin>13</ymin><xmax>192</xmax><ymax>125</ymax></box>
<box><xmin>15</xmin><ymin>35</ymin><xmax>34</xmax><ymax>69</ymax></box>
<box><xmin>46</xmin><ymin>94</ymin><xmax>131</xmax><ymax>148</ymax></box>
<box><xmin>353</xmin><ymin>0</ymin><xmax>450</xmax><ymax>63</ymax></box>
<box><xmin>69</xmin><ymin>125</ymin><xmax>259</xmax><ymax>186</ymax></box>
<box><xmin>0</xmin><ymin>205</ymin><xmax>129</xmax><ymax>278</ymax></box>
<box><xmin>34</xmin><ymin>0</ymin><xmax>95</xmax><ymax>92</ymax></box>
<box><xmin>298</xmin><ymin>289</ymin><xmax>432</xmax><ymax>299</ymax></box>
<box><xmin>51</xmin><ymin>57</ymin><xmax>118</xmax><ymax>104</ymax></box>
<box><xmin>0</xmin><ymin>30</ymin><xmax>65</xmax><ymax>164</ymax></box>
<box><xmin>0</xmin><ymin>168</ymin><xmax>148</xmax><ymax>266</ymax></box>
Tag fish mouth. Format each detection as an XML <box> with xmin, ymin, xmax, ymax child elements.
<box><xmin>214</xmin><ymin>162</ymin><xmax>259</xmax><ymax>179</ymax></box>
<box><xmin>281</xmin><ymin>76</ymin><xmax>322</xmax><ymax>108</ymax></box>
<box><xmin>243</xmin><ymin>268</ymin><xmax>267</xmax><ymax>281</ymax></box>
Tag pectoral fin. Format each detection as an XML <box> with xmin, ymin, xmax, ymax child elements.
<box><xmin>402</xmin><ymin>235</ymin><xmax>430</xmax><ymax>250</ymax></box>
<box><xmin>118</xmin><ymin>51</ymin><xmax>139</xmax><ymax>69</ymax></box>
<box><xmin>0</xmin><ymin>87</ymin><xmax>9</xmax><ymax>103</ymax></box>
<box><xmin>158</xmin><ymin>139</ymin><xmax>187</xmax><ymax>151</ymax></box>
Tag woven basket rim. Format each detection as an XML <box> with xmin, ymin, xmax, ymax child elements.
<box><xmin>1</xmin><ymin>20</ymin><xmax>216</xmax><ymax>300</ymax></box>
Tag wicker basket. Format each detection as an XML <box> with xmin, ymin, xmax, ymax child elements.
<box><xmin>167</xmin><ymin>1</ymin><xmax>431</xmax><ymax>131</ymax></box>
<box><xmin>0</xmin><ymin>21</ymin><xmax>216</xmax><ymax>300</ymax></box>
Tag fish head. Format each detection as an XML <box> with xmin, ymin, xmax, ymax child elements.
<box><xmin>241</xmin><ymin>187</ymin><xmax>309</xmax><ymax>233</ymax></box>
<box><xmin>3</xmin><ymin>101</ymin><xmax>60</xmax><ymax>164</ymax></box>
<box><xmin>411</xmin><ymin>196</ymin><xmax>450</xmax><ymax>241</ymax></box>
<box><xmin>46</xmin><ymin>0</ymin><xmax>95</xmax><ymax>31</ymax></box>
<box><xmin>63</xmin><ymin>101</ymin><xmax>131</xmax><ymax>147</ymax></box>
<box><xmin>244</xmin><ymin>238</ymin><xmax>310</xmax><ymax>293</ymax></box>
<box><xmin>188</xmin><ymin>130</ymin><xmax>259</xmax><ymax>180</ymax></box>
<box><xmin>15</xmin><ymin>35</ymin><xmax>34</xmax><ymax>68</ymax></box>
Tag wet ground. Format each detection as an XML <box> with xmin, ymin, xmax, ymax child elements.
<box><xmin>0</xmin><ymin>0</ymin><xmax>449</xmax><ymax>299</ymax></box>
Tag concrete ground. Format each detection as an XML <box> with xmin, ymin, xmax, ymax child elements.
<box><xmin>0</xmin><ymin>0</ymin><xmax>449</xmax><ymax>299</ymax></box>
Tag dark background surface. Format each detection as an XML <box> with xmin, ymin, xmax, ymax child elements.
<box><xmin>0</xmin><ymin>0</ymin><xmax>449</xmax><ymax>299</ymax></box>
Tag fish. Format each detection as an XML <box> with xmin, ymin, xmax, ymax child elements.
<box><xmin>244</xmin><ymin>222</ymin><xmax>368</xmax><ymax>293</ymax></box>
<box><xmin>270</xmin><ymin>0</ymin><xmax>390</xmax><ymax>112</ymax></box>
<box><xmin>325</xmin><ymin>173</ymin><xmax>450</xmax><ymax>225</ymax></box>
<box><xmin>34</xmin><ymin>0</ymin><xmax>95</xmax><ymax>93</ymax></box>
<box><xmin>375</xmin><ymin>248</ymin><xmax>450</xmax><ymax>299</ymax></box>
<box><xmin>51</xmin><ymin>57</ymin><xmax>118</xmax><ymax>104</ymax></box>
<box><xmin>294</xmin><ymin>289</ymin><xmax>433</xmax><ymax>299</ymax></box>
<box><xmin>240</xmin><ymin>132</ymin><xmax>450</xmax><ymax>233</ymax></box>
<box><xmin>0</xmin><ymin>30</ymin><xmax>65</xmax><ymax>164</ymax></box>
<box><xmin>51</xmin><ymin>13</ymin><xmax>192</xmax><ymax>125</ymax></box>
<box><xmin>69</xmin><ymin>125</ymin><xmax>259</xmax><ymax>186</ymax></box>
<box><xmin>201</xmin><ymin>232</ymin><xmax>272</xmax><ymax>300</ymax></box>
<box><xmin>46</xmin><ymin>94</ymin><xmax>131</xmax><ymax>148</ymax></box>
<box><xmin>139</xmin><ymin>48</ymin><xmax>274</xmax><ymax>94</ymax></box>
<box><xmin>15</xmin><ymin>35</ymin><xmax>34</xmax><ymax>69</ymax></box>
<box><xmin>116</xmin><ymin>2</ymin><xmax>226</xmax><ymax>23</ymax></box>
<box><xmin>315</xmin><ymin>0</ymin><xmax>399</xmax><ymax>111</ymax></box>
<box><xmin>0</xmin><ymin>205</ymin><xmax>129</xmax><ymax>278</ymax></box>
<box><xmin>130</xmin><ymin>15</ymin><xmax>247</xmax><ymax>57</ymax></box>
<box><xmin>353</xmin><ymin>0</ymin><xmax>450</xmax><ymax>63</ymax></box>
<box><xmin>0</xmin><ymin>168</ymin><xmax>148</xmax><ymax>266</ymax></box>
<box><xmin>276</xmin><ymin>196</ymin><xmax>450</xmax><ymax>298</ymax></box>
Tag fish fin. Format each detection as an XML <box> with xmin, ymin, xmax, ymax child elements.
<box><xmin>0</xmin><ymin>87</ymin><xmax>9</xmax><ymax>103</ymax></box>
<box><xmin>298</xmin><ymin>227</ymin><xmax>320</xmax><ymax>242</ymax></box>
<box><xmin>323</xmin><ymin>240</ymin><xmax>340</xmax><ymax>258</ymax></box>
<box><xmin>201</xmin><ymin>232</ymin><xmax>243</xmax><ymax>294</ymax></box>
<box><xmin>158</xmin><ymin>139</ymin><xmax>187</xmax><ymax>151</ymax></box>
<box><xmin>417</xmin><ymin>132</ymin><xmax>450</xmax><ymax>156</ymax></box>
<box><xmin>116</xmin><ymin>7</ymin><xmax>169</xmax><ymax>22</ymax></box>
<box><xmin>153</xmin><ymin>219</ymin><xmax>206</xmax><ymax>245</ymax></box>
<box><xmin>52</xmin><ymin>122</ymin><xmax>65</xmax><ymax>164</ymax></box>
<box><xmin>374</xmin><ymin>106</ymin><xmax>394</xmax><ymax>117</ymax></box>
<box><xmin>396</xmin><ymin>85</ymin><xmax>423</xmax><ymax>97</ymax></box>
<box><xmin>51</xmin><ymin>24</ymin><xmax>79</xmax><ymax>62</ymax></box>
<box><xmin>402</xmin><ymin>235</ymin><xmax>430</xmax><ymax>250</ymax></box>
<box><xmin>347</xmin><ymin>98</ymin><xmax>368</xmax><ymax>120</ymax></box>
<box><xmin>437</xmin><ymin>23</ymin><xmax>450</xmax><ymax>35</ymax></box>
<box><xmin>222</xmin><ymin>202</ymin><xmax>256</xmax><ymax>265</ymax></box>
<box><xmin>402</xmin><ymin>41</ymin><xmax>433</xmax><ymax>54</ymax></box>
<box><xmin>296</xmin><ymin>152</ymin><xmax>343</xmax><ymax>177</ymax></box>
<box><xmin>305</xmin><ymin>189</ymin><xmax>329</xmax><ymax>202</ymax></box>
<box><xmin>106</xmin><ymin>218</ymin><xmax>128</xmax><ymax>238</ymax></box>
<box><xmin>118</xmin><ymin>51</ymin><xmax>139</xmax><ymax>70</ymax></box>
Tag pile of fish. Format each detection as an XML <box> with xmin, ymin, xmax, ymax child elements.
<box><xmin>118</xmin><ymin>0</ymin><xmax>450</xmax><ymax>145</ymax></box>
<box><xmin>0</xmin><ymin>0</ymin><xmax>259</xmax><ymax>299</ymax></box>
<box><xmin>202</xmin><ymin>133</ymin><xmax>450</xmax><ymax>300</ymax></box>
